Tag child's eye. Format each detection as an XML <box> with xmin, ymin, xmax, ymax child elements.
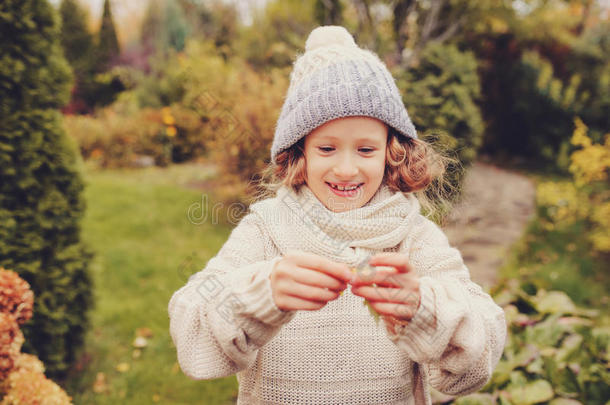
<box><xmin>318</xmin><ymin>147</ymin><xmax>335</xmax><ymax>153</ymax></box>
<box><xmin>359</xmin><ymin>147</ymin><xmax>375</xmax><ymax>153</ymax></box>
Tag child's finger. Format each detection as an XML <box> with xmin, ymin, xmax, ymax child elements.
<box><xmin>274</xmin><ymin>294</ymin><xmax>326</xmax><ymax>311</ymax></box>
<box><xmin>292</xmin><ymin>267</ymin><xmax>348</xmax><ymax>291</ymax></box>
<box><xmin>287</xmin><ymin>250</ymin><xmax>352</xmax><ymax>282</ymax></box>
<box><xmin>282</xmin><ymin>280</ymin><xmax>342</xmax><ymax>303</ymax></box>
<box><xmin>368</xmin><ymin>253</ymin><xmax>413</xmax><ymax>273</ymax></box>
<box><xmin>352</xmin><ymin>284</ymin><xmax>418</xmax><ymax>305</ymax></box>
<box><xmin>373</xmin><ymin>301</ymin><xmax>417</xmax><ymax>321</ymax></box>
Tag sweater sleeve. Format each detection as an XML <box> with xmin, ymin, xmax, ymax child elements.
<box><xmin>168</xmin><ymin>213</ymin><xmax>297</xmax><ymax>380</ymax></box>
<box><xmin>385</xmin><ymin>215</ymin><xmax>507</xmax><ymax>396</ymax></box>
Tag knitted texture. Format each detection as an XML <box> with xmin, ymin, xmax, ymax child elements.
<box><xmin>168</xmin><ymin>185</ymin><xmax>507</xmax><ymax>404</ymax></box>
<box><xmin>252</xmin><ymin>184</ymin><xmax>419</xmax><ymax>267</ymax></box>
<box><xmin>270</xmin><ymin>26</ymin><xmax>417</xmax><ymax>164</ymax></box>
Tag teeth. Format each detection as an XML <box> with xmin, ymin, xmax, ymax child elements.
<box><xmin>330</xmin><ymin>183</ymin><xmax>359</xmax><ymax>191</ymax></box>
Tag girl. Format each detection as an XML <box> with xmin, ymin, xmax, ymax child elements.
<box><xmin>169</xmin><ymin>26</ymin><xmax>506</xmax><ymax>404</ymax></box>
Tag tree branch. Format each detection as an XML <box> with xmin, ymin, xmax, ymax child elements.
<box><xmin>433</xmin><ymin>14</ymin><xmax>466</xmax><ymax>44</ymax></box>
<box><xmin>421</xmin><ymin>0</ymin><xmax>445</xmax><ymax>44</ymax></box>
<box><xmin>392</xmin><ymin>0</ymin><xmax>416</xmax><ymax>63</ymax></box>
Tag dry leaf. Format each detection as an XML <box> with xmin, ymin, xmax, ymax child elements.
<box><xmin>133</xmin><ymin>336</ymin><xmax>148</xmax><ymax>348</ymax></box>
<box><xmin>92</xmin><ymin>372</ymin><xmax>108</xmax><ymax>394</ymax></box>
<box><xmin>136</xmin><ymin>327</ymin><xmax>153</xmax><ymax>338</ymax></box>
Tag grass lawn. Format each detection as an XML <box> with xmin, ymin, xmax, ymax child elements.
<box><xmin>64</xmin><ymin>162</ymin><xmax>239</xmax><ymax>404</ymax></box>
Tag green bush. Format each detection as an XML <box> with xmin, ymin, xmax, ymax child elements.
<box><xmin>484</xmin><ymin>51</ymin><xmax>587</xmax><ymax>167</ymax></box>
<box><xmin>133</xmin><ymin>50</ymin><xmax>190</xmax><ymax>109</ymax></box>
<box><xmin>198</xmin><ymin>64</ymin><xmax>289</xmax><ymax>191</ymax></box>
<box><xmin>472</xmin><ymin>279</ymin><xmax>610</xmax><ymax>405</ymax></box>
<box><xmin>563</xmin><ymin>21</ymin><xmax>610</xmax><ymax>144</ymax></box>
<box><xmin>480</xmin><ymin>40</ymin><xmax>608</xmax><ymax>170</ymax></box>
<box><xmin>237</xmin><ymin>0</ymin><xmax>316</xmax><ymax>71</ymax></box>
<box><xmin>178</xmin><ymin>40</ymin><xmax>290</xmax><ymax>202</ymax></box>
<box><xmin>64</xmin><ymin>99</ymin><xmax>207</xmax><ymax>168</ymax></box>
<box><xmin>64</xmin><ymin>106</ymin><xmax>164</xmax><ymax>168</ymax></box>
<box><xmin>395</xmin><ymin>43</ymin><xmax>484</xmax><ymax>199</ymax></box>
<box><xmin>0</xmin><ymin>0</ymin><xmax>93</xmax><ymax>379</ymax></box>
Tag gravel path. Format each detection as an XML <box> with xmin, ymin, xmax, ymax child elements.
<box><xmin>441</xmin><ymin>162</ymin><xmax>536</xmax><ymax>289</ymax></box>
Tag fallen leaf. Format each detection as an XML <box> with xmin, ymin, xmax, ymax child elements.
<box><xmin>136</xmin><ymin>327</ymin><xmax>153</xmax><ymax>338</ymax></box>
<box><xmin>133</xmin><ymin>336</ymin><xmax>148</xmax><ymax>348</ymax></box>
<box><xmin>92</xmin><ymin>372</ymin><xmax>108</xmax><ymax>394</ymax></box>
<box><xmin>116</xmin><ymin>362</ymin><xmax>130</xmax><ymax>373</ymax></box>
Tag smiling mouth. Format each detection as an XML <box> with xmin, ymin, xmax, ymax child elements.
<box><xmin>326</xmin><ymin>182</ymin><xmax>364</xmax><ymax>191</ymax></box>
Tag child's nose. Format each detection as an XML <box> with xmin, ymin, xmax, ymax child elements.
<box><xmin>332</xmin><ymin>156</ymin><xmax>358</xmax><ymax>178</ymax></box>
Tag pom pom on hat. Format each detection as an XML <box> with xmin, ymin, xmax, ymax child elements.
<box><xmin>271</xmin><ymin>25</ymin><xmax>418</xmax><ymax>163</ymax></box>
<box><xmin>305</xmin><ymin>25</ymin><xmax>357</xmax><ymax>51</ymax></box>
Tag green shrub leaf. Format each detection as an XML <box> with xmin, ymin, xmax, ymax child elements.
<box><xmin>507</xmin><ymin>379</ymin><xmax>554</xmax><ymax>404</ymax></box>
<box><xmin>533</xmin><ymin>290</ymin><xmax>576</xmax><ymax>314</ymax></box>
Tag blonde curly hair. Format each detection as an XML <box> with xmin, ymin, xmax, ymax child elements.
<box><xmin>254</xmin><ymin>127</ymin><xmax>458</xmax><ymax>219</ymax></box>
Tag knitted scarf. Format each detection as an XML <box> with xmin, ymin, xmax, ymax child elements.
<box><xmin>249</xmin><ymin>184</ymin><xmax>420</xmax><ymax>267</ymax></box>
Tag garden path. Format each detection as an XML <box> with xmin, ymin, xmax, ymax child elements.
<box><xmin>442</xmin><ymin>162</ymin><xmax>536</xmax><ymax>289</ymax></box>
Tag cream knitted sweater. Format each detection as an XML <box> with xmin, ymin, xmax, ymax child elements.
<box><xmin>168</xmin><ymin>185</ymin><xmax>506</xmax><ymax>404</ymax></box>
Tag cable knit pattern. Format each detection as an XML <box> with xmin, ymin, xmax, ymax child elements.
<box><xmin>168</xmin><ymin>185</ymin><xmax>507</xmax><ymax>404</ymax></box>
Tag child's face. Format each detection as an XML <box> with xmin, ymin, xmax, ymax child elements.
<box><xmin>303</xmin><ymin>116</ymin><xmax>387</xmax><ymax>213</ymax></box>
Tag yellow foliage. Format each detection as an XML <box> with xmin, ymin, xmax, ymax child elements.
<box><xmin>487</xmin><ymin>16</ymin><xmax>509</xmax><ymax>33</ymax></box>
<box><xmin>537</xmin><ymin>117</ymin><xmax>610</xmax><ymax>253</ymax></box>
<box><xmin>570</xmin><ymin>117</ymin><xmax>591</xmax><ymax>148</ymax></box>
<box><xmin>569</xmin><ymin>118</ymin><xmax>610</xmax><ymax>185</ymax></box>
<box><xmin>590</xmin><ymin>202</ymin><xmax>610</xmax><ymax>251</ymax></box>
<box><xmin>161</xmin><ymin>107</ymin><xmax>176</xmax><ymax>126</ymax></box>
<box><xmin>165</xmin><ymin>126</ymin><xmax>177</xmax><ymax>137</ymax></box>
<box><xmin>536</xmin><ymin>181</ymin><xmax>587</xmax><ymax>225</ymax></box>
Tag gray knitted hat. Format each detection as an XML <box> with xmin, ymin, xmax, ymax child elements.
<box><xmin>270</xmin><ymin>25</ymin><xmax>417</xmax><ymax>164</ymax></box>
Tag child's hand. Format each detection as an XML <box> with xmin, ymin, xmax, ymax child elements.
<box><xmin>350</xmin><ymin>252</ymin><xmax>421</xmax><ymax>328</ymax></box>
<box><xmin>270</xmin><ymin>250</ymin><xmax>352</xmax><ymax>311</ymax></box>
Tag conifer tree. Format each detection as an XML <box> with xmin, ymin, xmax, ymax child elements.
<box><xmin>96</xmin><ymin>0</ymin><xmax>120</xmax><ymax>72</ymax></box>
<box><xmin>140</xmin><ymin>0</ymin><xmax>189</xmax><ymax>55</ymax></box>
<box><xmin>59</xmin><ymin>0</ymin><xmax>96</xmax><ymax>113</ymax></box>
<box><xmin>0</xmin><ymin>0</ymin><xmax>94</xmax><ymax>379</ymax></box>
<box><xmin>140</xmin><ymin>0</ymin><xmax>162</xmax><ymax>54</ymax></box>
<box><xmin>59</xmin><ymin>0</ymin><xmax>94</xmax><ymax>74</ymax></box>
<box><xmin>164</xmin><ymin>0</ymin><xmax>189</xmax><ymax>52</ymax></box>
